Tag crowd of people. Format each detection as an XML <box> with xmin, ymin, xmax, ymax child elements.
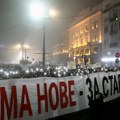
<box><xmin>0</xmin><ymin>63</ymin><xmax>119</xmax><ymax>80</ymax></box>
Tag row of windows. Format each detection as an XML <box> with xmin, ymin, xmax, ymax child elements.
<box><xmin>70</xmin><ymin>46</ymin><xmax>98</xmax><ymax>56</ymax></box>
<box><xmin>92</xmin><ymin>21</ymin><xmax>99</xmax><ymax>30</ymax></box>
<box><xmin>92</xmin><ymin>35</ymin><xmax>99</xmax><ymax>42</ymax></box>
<box><xmin>72</xmin><ymin>21</ymin><xmax>99</xmax><ymax>38</ymax></box>
<box><xmin>70</xmin><ymin>34</ymin><xmax>99</xmax><ymax>48</ymax></box>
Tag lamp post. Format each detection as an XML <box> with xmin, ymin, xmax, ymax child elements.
<box><xmin>42</xmin><ymin>17</ymin><xmax>45</xmax><ymax>72</ymax></box>
<box><xmin>23</xmin><ymin>44</ymin><xmax>29</xmax><ymax>61</ymax></box>
<box><xmin>29</xmin><ymin>2</ymin><xmax>57</xmax><ymax>73</ymax></box>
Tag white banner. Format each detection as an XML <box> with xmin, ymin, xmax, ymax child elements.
<box><xmin>0</xmin><ymin>71</ymin><xmax>120</xmax><ymax>120</ymax></box>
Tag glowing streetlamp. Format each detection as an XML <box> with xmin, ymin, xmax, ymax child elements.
<box><xmin>15</xmin><ymin>44</ymin><xmax>30</xmax><ymax>60</ymax></box>
<box><xmin>23</xmin><ymin>44</ymin><xmax>30</xmax><ymax>60</ymax></box>
<box><xmin>29</xmin><ymin>1</ymin><xmax>57</xmax><ymax>73</ymax></box>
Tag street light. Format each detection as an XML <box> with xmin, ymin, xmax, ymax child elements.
<box><xmin>42</xmin><ymin>10</ymin><xmax>56</xmax><ymax>72</ymax></box>
<box><xmin>15</xmin><ymin>44</ymin><xmax>30</xmax><ymax>61</ymax></box>
<box><xmin>29</xmin><ymin>2</ymin><xmax>57</xmax><ymax>73</ymax></box>
<box><xmin>23</xmin><ymin>44</ymin><xmax>30</xmax><ymax>60</ymax></box>
<box><xmin>15</xmin><ymin>44</ymin><xmax>24</xmax><ymax>60</ymax></box>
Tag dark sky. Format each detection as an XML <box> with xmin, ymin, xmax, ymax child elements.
<box><xmin>0</xmin><ymin>0</ymin><xmax>101</xmax><ymax>63</ymax></box>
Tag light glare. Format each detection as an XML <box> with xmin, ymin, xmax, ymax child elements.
<box><xmin>49</xmin><ymin>9</ymin><xmax>57</xmax><ymax>18</ymax></box>
<box><xmin>101</xmin><ymin>57</ymin><xmax>116</xmax><ymax>62</ymax></box>
<box><xmin>29</xmin><ymin>1</ymin><xmax>45</xmax><ymax>21</ymax></box>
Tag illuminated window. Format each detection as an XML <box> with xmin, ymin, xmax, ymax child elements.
<box><xmin>92</xmin><ymin>21</ymin><xmax>98</xmax><ymax>30</ymax></box>
<box><xmin>76</xmin><ymin>33</ymin><xmax>79</xmax><ymax>40</ymax></box>
<box><xmin>70</xmin><ymin>50</ymin><xmax>74</xmax><ymax>56</ymax></box>
<box><xmin>84</xmin><ymin>36</ymin><xmax>88</xmax><ymax>44</ymax></box>
<box><xmin>80</xmin><ymin>28</ymin><xmax>84</xmax><ymax>34</ymax></box>
<box><xmin>85</xmin><ymin>48</ymin><xmax>90</xmax><ymax>54</ymax></box>
<box><xmin>78</xmin><ymin>58</ymin><xmax>83</xmax><ymax>63</ymax></box>
<box><xmin>96</xmin><ymin>21</ymin><xmax>98</xmax><ymax>28</ymax></box>
<box><xmin>85</xmin><ymin>25</ymin><xmax>89</xmax><ymax>32</ymax></box>
<box><xmin>88</xmin><ymin>58</ymin><xmax>90</xmax><ymax>63</ymax></box>
<box><xmin>76</xmin><ymin>49</ymin><xmax>79</xmax><ymax>55</ymax></box>
<box><xmin>80</xmin><ymin>49</ymin><xmax>84</xmax><ymax>55</ymax></box>
<box><xmin>95</xmin><ymin>35</ymin><xmax>99</xmax><ymax>41</ymax></box>
<box><xmin>76</xmin><ymin>40</ymin><xmax>79</xmax><ymax>47</ymax></box>
<box><xmin>92</xmin><ymin>25</ymin><xmax>94</xmax><ymax>30</ymax></box>
<box><xmin>80</xmin><ymin>39</ymin><xmax>83</xmax><ymax>45</ymax></box>
<box><xmin>93</xmin><ymin>47</ymin><xmax>98</xmax><ymax>54</ymax></box>
<box><xmin>92</xmin><ymin>34</ymin><xmax>99</xmax><ymax>42</ymax></box>
<box><xmin>80</xmin><ymin>34</ymin><xmax>83</xmax><ymax>38</ymax></box>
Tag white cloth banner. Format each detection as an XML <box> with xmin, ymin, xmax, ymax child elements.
<box><xmin>0</xmin><ymin>71</ymin><xmax>120</xmax><ymax>120</ymax></box>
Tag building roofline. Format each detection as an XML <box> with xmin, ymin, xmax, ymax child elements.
<box><xmin>103</xmin><ymin>1</ymin><xmax>120</xmax><ymax>13</ymax></box>
<box><xmin>68</xmin><ymin>10</ymin><xmax>101</xmax><ymax>31</ymax></box>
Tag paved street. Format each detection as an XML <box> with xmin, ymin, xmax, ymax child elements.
<box><xmin>49</xmin><ymin>97</ymin><xmax>120</xmax><ymax>120</ymax></box>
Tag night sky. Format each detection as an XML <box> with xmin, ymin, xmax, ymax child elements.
<box><xmin>0</xmin><ymin>0</ymin><xmax>101</xmax><ymax>63</ymax></box>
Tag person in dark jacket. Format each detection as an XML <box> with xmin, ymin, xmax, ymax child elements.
<box><xmin>89</xmin><ymin>92</ymin><xmax>104</xmax><ymax>120</ymax></box>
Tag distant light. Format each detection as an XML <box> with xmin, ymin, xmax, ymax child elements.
<box><xmin>16</xmin><ymin>44</ymin><xmax>22</xmax><ymax>49</ymax></box>
<box><xmin>26</xmin><ymin>70</ymin><xmax>29</xmax><ymax>73</ymax></box>
<box><xmin>63</xmin><ymin>72</ymin><xmax>66</xmax><ymax>75</ymax></box>
<box><xmin>36</xmin><ymin>68</ymin><xmax>39</xmax><ymax>71</ymax></box>
<box><xmin>70</xmin><ymin>73</ymin><xmax>73</xmax><ymax>76</ymax></box>
<box><xmin>47</xmin><ymin>67</ymin><xmax>50</xmax><ymax>70</ymax></box>
<box><xmin>99</xmin><ymin>40</ymin><xmax>102</xmax><ymax>43</ymax></box>
<box><xmin>73</xmin><ymin>56</ymin><xmax>76</xmax><ymax>59</ymax></box>
<box><xmin>6</xmin><ymin>72</ymin><xmax>9</xmax><ymax>76</ymax></box>
<box><xmin>105</xmin><ymin>64</ymin><xmax>108</xmax><ymax>67</ymax></box>
<box><xmin>101</xmin><ymin>57</ymin><xmax>116</xmax><ymax>62</ymax></box>
<box><xmin>23</xmin><ymin>44</ymin><xmax>30</xmax><ymax>49</ymax></box>
<box><xmin>76</xmin><ymin>73</ymin><xmax>79</xmax><ymax>76</ymax></box>
<box><xmin>13</xmin><ymin>71</ymin><xmax>16</xmax><ymax>74</ymax></box>
<box><xmin>44</xmin><ymin>72</ymin><xmax>47</xmax><ymax>75</ymax></box>
<box><xmin>116</xmin><ymin>17</ymin><xmax>118</xmax><ymax>21</ymax></box>
<box><xmin>40</xmin><ymin>69</ymin><xmax>43</xmax><ymax>72</ymax></box>
<box><xmin>0</xmin><ymin>69</ymin><xmax>3</xmax><ymax>72</ymax></box>
<box><xmin>80</xmin><ymin>76</ymin><xmax>83</xmax><ymax>79</ymax></box>
<box><xmin>54</xmin><ymin>71</ymin><xmax>56</xmax><ymax>74</ymax></box>
<box><xmin>107</xmin><ymin>52</ymin><xmax>111</xmax><ymax>55</ymax></box>
<box><xmin>58</xmin><ymin>73</ymin><xmax>61</xmax><ymax>77</ymax></box>
<box><xmin>49</xmin><ymin>9</ymin><xmax>57</xmax><ymax>18</ymax></box>
<box><xmin>81</xmin><ymin>71</ymin><xmax>84</xmax><ymax>73</ymax></box>
<box><xmin>15</xmin><ymin>71</ymin><xmax>19</xmax><ymax>74</ymax></box>
<box><xmin>101</xmin><ymin>68</ymin><xmax>104</xmax><ymax>71</ymax></box>
<box><xmin>30</xmin><ymin>69</ymin><xmax>33</xmax><ymax>72</ymax></box>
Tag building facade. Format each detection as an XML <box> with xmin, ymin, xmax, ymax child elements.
<box><xmin>52</xmin><ymin>0</ymin><xmax>120</xmax><ymax>66</ymax></box>
<box><xmin>102</xmin><ymin>0</ymin><xmax>120</xmax><ymax>65</ymax></box>
<box><xmin>69</xmin><ymin>6</ymin><xmax>102</xmax><ymax>64</ymax></box>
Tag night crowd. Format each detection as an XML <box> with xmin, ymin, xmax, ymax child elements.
<box><xmin>0</xmin><ymin>63</ymin><xmax>119</xmax><ymax>80</ymax></box>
